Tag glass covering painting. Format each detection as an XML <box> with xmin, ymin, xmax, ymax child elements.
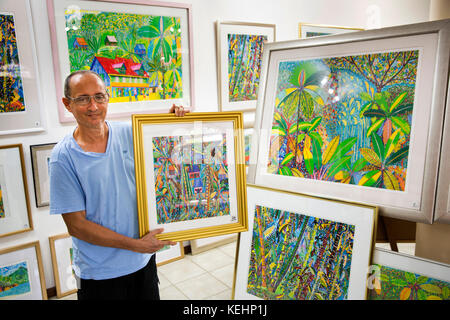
<box><xmin>0</xmin><ymin>261</ymin><xmax>31</xmax><ymax>299</ymax></box>
<box><xmin>268</xmin><ymin>50</ymin><xmax>418</xmax><ymax>191</ymax></box>
<box><xmin>368</xmin><ymin>264</ymin><xmax>450</xmax><ymax>300</ymax></box>
<box><xmin>65</xmin><ymin>8</ymin><xmax>183</xmax><ymax>102</ymax></box>
<box><xmin>152</xmin><ymin>134</ymin><xmax>230</xmax><ymax>224</ymax></box>
<box><xmin>247</xmin><ymin>205</ymin><xmax>355</xmax><ymax>300</ymax></box>
<box><xmin>0</xmin><ymin>14</ymin><xmax>25</xmax><ymax>113</ymax></box>
<box><xmin>228</xmin><ymin>34</ymin><xmax>267</xmax><ymax>102</ymax></box>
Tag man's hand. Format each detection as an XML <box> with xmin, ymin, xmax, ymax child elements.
<box><xmin>137</xmin><ymin>228</ymin><xmax>177</xmax><ymax>253</ymax></box>
<box><xmin>169</xmin><ymin>104</ymin><xmax>189</xmax><ymax>117</ymax></box>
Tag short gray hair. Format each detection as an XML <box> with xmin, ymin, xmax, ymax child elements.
<box><xmin>63</xmin><ymin>70</ymin><xmax>105</xmax><ymax>98</ymax></box>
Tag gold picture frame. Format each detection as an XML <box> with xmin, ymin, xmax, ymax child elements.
<box><xmin>298</xmin><ymin>23</ymin><xmax>363</xmax><ymax>38</ymax></box>
<box><xmin>132</xmin><ymin>112</ymin><xmax>248</xmax><ymax>241</ymax></box>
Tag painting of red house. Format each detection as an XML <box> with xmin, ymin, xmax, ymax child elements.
<box><xmin>90</xmin><ymin>55</ymin><xmax>159</xmax><ymax>102</ymax></box>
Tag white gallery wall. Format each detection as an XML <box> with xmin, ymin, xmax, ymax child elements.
<box><xmin>0</xmin><ymin>0</ymin><xmax>431</xmax><ymax>290</ymax></box>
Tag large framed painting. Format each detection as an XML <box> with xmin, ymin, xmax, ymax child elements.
<box><xmin>298</xmin><ymin>23</ymin><xmax>363</xmax><ymax>39</ymax></box>
<box><xmin>47</xmin><ymin>0</ymin><xmax>194</xmax><ymax>123</ymax></box>
<box><xmin>0</xmin><ymin>241</ymin><xmax>47</xmax><ymax>300</ymax></box>
<box><xmin>49</xmin><ymin>233</ymin><xmax>77</xmax><ymax>298</ymax></box>
<box><xmin>132</xmin><ymin>112</ymin><xmax>248</xmax><ymax>241</ymax></box>
<box><xmin>248</xmin><ymin>19</ymin><xmax>450</xmax><ymax>223</ymax></box>
<box><xmin>156</xmin><ymin>242</ymin><xmax>184</xmax><ymax>266</ymax></box>
<box><xmin>216</xmin><ymin>21</ymin><xmax>275</xmax><ymax>112</ymax></box>
<box><xmin>30</xmin><ymin>143</ymin><xmax>56</xmax><ymax>208</ymax></box>
<box><xmin>0</xmin><ymin>144</ymin><xmax>33</xmax><ymax>238</ymax></box>
<box><xmin>434</xmin><ymin>84</ymin><xmax>450</xmax><ymax>223</ymax></box>
<box><xmin>368</xmin><ymin>248</ymin><xmax>450</xmax><ymax>300</ymax></box>
<box><xmin>0</xmin><ymin>0</ymin><xmax>44</xmax><ymax>135</ymax></box>
<box><xmin>233</xmin><ymin>184</ymin><xmax>377</xmax><ymax>300</ymax></box>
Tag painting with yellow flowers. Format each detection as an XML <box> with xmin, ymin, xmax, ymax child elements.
<box><xmin>251</xmin><ymin>25</ymin><xmax>448</xmax><ymax>223</ymax></box>
<box><xmin>268</xmin><ymin>50</ymin><xmax>418</xmax><ymax>191</ymax></box>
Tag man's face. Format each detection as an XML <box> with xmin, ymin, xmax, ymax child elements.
<box><xmin>62</xmin><ymin>73</ymin><xmax>108</xmax><ymax>129</ymax></box>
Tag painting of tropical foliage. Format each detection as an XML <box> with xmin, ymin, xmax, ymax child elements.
<box><xmin>268</xmin><ymin>50</ymin><xmax>418</xmax><ymax>191</ymax></box>
<box><xmin>368</xmin><ymin>264</ymin><xmax>450</xmax><ymax>300</ymax></box>
<box><xmin>228</xmin><ymin>34</ymin><xmax>267</xmax><ymax>102</ymax></box>
<box><xmin>0</xmin><ymin>261</ymin><xmax>31</xmax><ymax>299</ymax></box>
<box><xmin>152</xmin><ymin>134</ymin><xmax>230</xmax><ymax>224</ymax></box>
<box><xmin>0</xmin><ymin>14</ymin><xmax>25</xmax><ymax>113</ymax></box>
<box><xmin>65</xmin><ymin>8</ymin><xmax>183</xmax><ymax>102</ymax></box>
<box><xmin>247</xmin><ymin>205</ymin><xmax>355</xmax><ymax>300</ymax></box>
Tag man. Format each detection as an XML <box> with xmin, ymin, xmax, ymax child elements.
<box><xmin>49</xmin><ymin>70</ymin><xmax>187</xmax><ymax>300</ymax></box>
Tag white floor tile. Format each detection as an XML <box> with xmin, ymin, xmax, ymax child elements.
<box><xmin>188</xmin><ymin>248</ymin><xmax>235</xmax><ymax>272</ymax></box>
<box><xmin>157</xmin><ymin>257</ymin><xmax>206</xmax><ymax>284</ymax></box>
<box><xmin>210</xmin><ymin>263</ymin><xmax>235</xmax><ymax>288</ymax></box>
<box><xmin>157</xmin><ymin>271</ymin><xmax>172</xmax><ymax>290</ymax></box>
<box><xmin>207</xmin><ymin>289</ymin><xmax>233</xmax><ymax>300</ymax></box>
<box><xmin>160</xmin><ymin>285</ymin><xmax>189</xmax><ymax>300</ymax></box>
<box><xmin>175</xmin><ymin>273</ymin><xmax>228</xmax><ymax>300</ymax></box>
<box><xmin>217</xmin><ymin>241</ymin><xmax>237</xmax><ymax>258</ymax></box>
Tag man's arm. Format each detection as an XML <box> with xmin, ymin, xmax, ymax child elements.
<box><xmin>62</xmin><ymin>211</ymin><xmax>175</xmax><ymax>253</ymax></box>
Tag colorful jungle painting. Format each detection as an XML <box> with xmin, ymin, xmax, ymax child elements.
<box><xmin>228</xmin><ymin>34</ymin><xmax>267</xmax><ymax>102</ymax></box>
<box><xmin>65</xmin><ymin>8</ymin><xmax>183</xmax><ymax>103</ymax></box>
<box><xmin>0</xmin><ymin>14</ymin><xmax>26</xmax><ymax>113</ymax></box>
<box><xmin>152</xmin><ymin>134</ymin><xmax>230</xmax><ymax>224</ymax></box>
<box><xmin>268</xmin><ymin>50</ymin><xmax>418</xmax><ymax>191</ymax></box>
<box><xmin>247</xmin><ymin>205</ymin><xmax>355</xmax><ymax>300</ymax></box>
<box><xmin>368</xmin><ymin>264</ymin><xmax>450</xmax><ymax>300</ymax></box>
<box><xmin>0</xmin><ymin>261</ymin><xmax>31</xmax><ymax>299</ymax></box>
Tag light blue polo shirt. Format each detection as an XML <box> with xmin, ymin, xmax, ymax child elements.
<box><xmin>49</xmin><ymin>121</ymin><xmax>151</xmax><ymax>280</ymax></box>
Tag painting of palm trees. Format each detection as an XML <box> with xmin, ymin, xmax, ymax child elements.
<box><xmin>152</xmin><ymin>134</ymin><xmax>230</xmax><ymax>224</ymax></box>
<box><xmin>64</xmin><ymin>8</ymin><xmax>183</xmax><ymax>102</ymax></box>
<box><xmin>247</xmin><ymin>205</ymin><xmax>355</xmax><ymax>300</ymax></box>
<box><xmin>268</xmin><ymin>49</ymin><xmax>418</xmax><ymax>191</ymax></box>
<box><xmin>0</xmin><ymin>14</ymin><xmax>25</xmax><ymax>113</ymax></box>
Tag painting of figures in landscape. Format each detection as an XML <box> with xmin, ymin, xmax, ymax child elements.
<box><xmin>268</xmin><ymin>49</ymin><xmax>418</xmax><ymax>191</ymax></box>
<box><xmin>65</xmin><ymin>8</ymin><xmax>183</xmax><ymax>103</ymax></box>
<box><xmin>0</xmin><ymin>14</ymin><xmax>25</xmax><ymax>113</ymax></box>
<box><xmin>228</xmin><ymin>34</ymin><xmax>267</xmax><ymax>102</ymax></box>
<box><xmin>368</xmin><ymin>264</ymin><xmax>450</xmax><ymax>300</ymax></box>
<box><xmin>152</xmin><ymin>134</ymin><xmax>230</xmax><ymax>224</ymax></box>
<box><xmin>0</xmin><ymin>261</ymin><xmax>31</xmax><ymax>299</ymax></box>
<box><xmin>247</xmin><ymin>205</ymin><xmax>355</xmax><ymax>300</ymax></box>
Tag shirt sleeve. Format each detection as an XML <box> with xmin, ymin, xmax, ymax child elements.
<box><xmin>49</xmin><ymin>159</ymin><xmax>86</xmax><ymax>215</ymax></box>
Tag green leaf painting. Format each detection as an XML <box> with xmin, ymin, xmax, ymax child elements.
<box><xmin>247</xmin><ymin>205</ymin><xmax>355</xmax><ymax>300</ymax></box>
<box><xmin>368</xmin><ymin>264</ymin><xmax>450</xmax><ymax>300</ymax></box>
<box><xmin>65</xmin><ymin>8</ymin><xmax>183</xmax><ymax>102</ymax></box>
<box><xmin>152</xmin><ymin>134</ymin><xmax>230</xmax><ymax>224</ymax></box>
<box><xmin>268</xmin><ymin>50</ymin><xmax>418</xmax><ymax>191</ymax></box>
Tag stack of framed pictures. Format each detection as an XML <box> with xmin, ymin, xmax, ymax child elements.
<box><xmin>237</xmin><ymin>19</ymin><xmax>450</xmax><ymax>300</ymax></box>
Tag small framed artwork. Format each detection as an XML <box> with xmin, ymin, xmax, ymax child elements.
<box><xmin>233</xmin><ymin>184</ymin><xmax>377</xmax><ymax>300</ymax></box>
<box><xmin>368</xmin><ymin>248</ymin><xmax>450</xmax><ymax>300</ymax></box>
<box><xmin>191</xmin><ymin>233</ymin><xmax>237</xmax><ymax>255</ymax></box>
<box><xmin>0</xmin><ymin>241</ymin><xmax>47</xmax><ymax>300</ymax></box>
<box><xmin>0</xmin><ymin>0</ymin><xmax>45</xmax><ymax>135</ymax></box>
<box><xmin>156</xmin><ymin>242</ymin><xmax>185</xmax><ymax>266</ymax></box>
<box><xmin>0</xmin><ymin>144</ymin><xmax>33</xmax><ymax>238</ymax></box>
<box><xmin>30</xmin><ymin>143</ymin><xmax>57</xmax><ymax>208</ymax></box>
<box><xmin>47</xmin><ymin>0</ymin><xmax>195</xmax><ymax>123</ymax></box>
<box><xmin>216</xmin><ymin>21</ymin><xmax>275</xmax><ymax>112</ymax></box>
<box><xmin>298</xmin><ymin>23</ymin><xmax>363</xmax><ymax>38</ymax></box>
<box><xmin>248</xmin><ymin>19</ymin><xmax>450</xmax><ymax>223</ymax></box>
<box><xmin>132</xmin><ymin>112</ymin><xmax>248</xmax><ymax>242</ymax></box>
<box><xmin>49</xmin><ymin>233</ymin><xmax>77</xmax><ymax>298</ymax></box>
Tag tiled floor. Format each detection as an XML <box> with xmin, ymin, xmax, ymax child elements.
<box><xmin>53</xmin><ymin>240</ymin><xmax>415</xmax><ymax>300</ymax></box>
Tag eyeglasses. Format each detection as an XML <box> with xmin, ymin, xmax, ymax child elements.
<box><xmin>67</xmin><ymin>93</ymin><xmax>109</xmax><ymax>105</ymax></box>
